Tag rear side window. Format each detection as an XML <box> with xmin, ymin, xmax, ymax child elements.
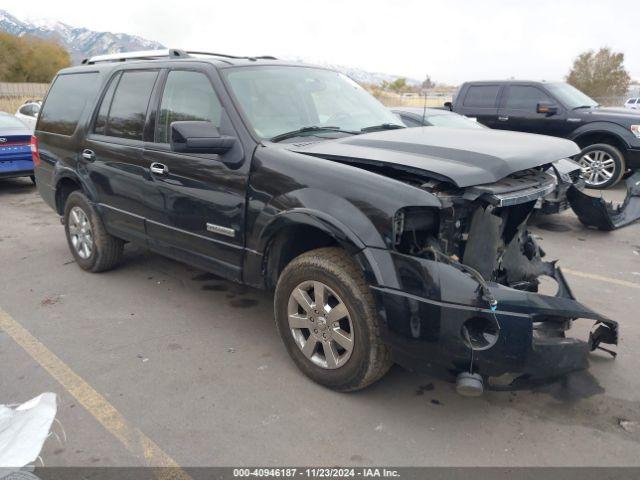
<box><xmin>94</xmin><ymin>70</ymin><xmax>158</xmax><ymax>140</ymax></box>
<box><xmin>503</xmin><ymin>86</ymin><xmax>552</xmax><ymax>111</ymax></box>
<box><xmin>462</xmin><ymin>85</ymin><xmax>500</xmax><ymax>108</ymax></box>
<box><xmin>39</xmin><ymin>72</ymin><xmax>99</xmax><ymax>135</ymax></box>
<box><xmin>156</xmin><ymin>70</ymin><xmax>222</xmax><ymax>143</ymax></box>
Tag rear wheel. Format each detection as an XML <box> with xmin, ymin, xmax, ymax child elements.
<box><xmin>63</xmin><ymin>191</ymin><xmax>123</xmax><ymax>272</ymax></box>
<box><xmin>577</xmin><ymin>144</ymin><xmax>625</xmax><ymax>189</ymax></box>
<box><xmin>274</xmin><ymin>247</ymin><xmax>392</xmax><ymax>391</ymax></box>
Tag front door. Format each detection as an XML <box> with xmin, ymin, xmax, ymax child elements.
<box><xmin>496</xmin><ymin>85</ymin><xmax>567</xmax><ymax>137</ymax></box>
<box><xmin>142</xmin><ymin>69</ymin><xmax>248</xmax><ymax>281</ymax></box>
<box><xmin>83</xmin><ymin>69</ymin><xmax>162</xmax><ymax>244</ymax></box>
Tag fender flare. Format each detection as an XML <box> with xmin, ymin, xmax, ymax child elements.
<box><xmin>52</xmin><ymin>166</ymin><xmax>97</xmax><ymax>213</ymax></box>
<box><xmin>257</xmin><ymin>208</ymin><xmax>367</xmax><ymax>254</ymax></box>
<box><xmin>568</xmin><ymin>122</ymin><xmax>633</xmax><ymax>149</ymax></box>
<box><xmin>253</xmin><ymin>209</ymin><xmax>387</xmax><ymax>288</ymax></box>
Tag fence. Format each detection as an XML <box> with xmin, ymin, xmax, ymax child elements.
<box><xmin>369</xmin><ymin>91</ymin><xmax>453</xmax><ymax>108</ymax></box>
<box><xmin>0</xmin><ymin>82</ymin><xmax>50</xmax><ymax>113</ymax></box>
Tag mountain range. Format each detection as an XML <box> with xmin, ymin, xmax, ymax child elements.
<box><xmin>0</xmin><ymin>9</ymin><xmax>420</xmax><ymax>85</ymax></box>
<box><xmin>0</xmin><ymin>9</ymin><xmax>164</xmax><ymax>64</ymax></box>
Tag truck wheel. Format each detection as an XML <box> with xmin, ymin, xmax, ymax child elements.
<box><xmin>274</xmin><ymin>247</ymin><xmax>392</xmax><ymax>391</ymax></box>
<box><xmin>63</xmin><ymin>191</ymin><xmax>123</xmax><ymax>272</ymax></box>
<box><xmin>577</xmin><ymin>144</ymin><xmax>626</xmax><ymax>189</ymax></box>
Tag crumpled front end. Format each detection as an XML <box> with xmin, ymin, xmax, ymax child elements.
<box><xmin>368</xmin><ymin>169</ymin><xmax>618</xmax><ymax>389</ymax></box>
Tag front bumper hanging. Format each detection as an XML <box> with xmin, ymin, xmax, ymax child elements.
<box><xmin>567</xmin><ymin>171</ymin><xmax>640</xmax><ymax>230</ymax></box>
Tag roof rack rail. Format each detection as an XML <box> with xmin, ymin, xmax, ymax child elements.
<box><xmin>81</xmin><ymin>49</ymin><xmax>189</xmax><ymax>65</ymax></box>
<box><xmin>186</xmin><ymin>51</ymin><xmax>277</xmax><ymax>61</ymax></box>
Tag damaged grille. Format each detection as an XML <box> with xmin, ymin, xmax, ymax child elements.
<box><xmin>464</xmin><ymin>169</ymin><xmax>557</xmax><ymax>207</ymax></box>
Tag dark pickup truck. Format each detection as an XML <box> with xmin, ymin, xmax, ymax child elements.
<box><xmin>448</xmin><ymin>81</ymin><xmax>640</xmax><ymax>189</ymax></box>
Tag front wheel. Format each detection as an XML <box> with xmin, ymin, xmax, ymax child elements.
<box><xmin>274</xmin><ymin>247</ymin><xmax>392</xmax><ymax>392</ymax></box>
<box><xmin>576</xmin><ymin>143</ymin><xmax>626</xmax><ymax>189</ymax></box>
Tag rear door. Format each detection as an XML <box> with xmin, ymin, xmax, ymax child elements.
<box><xmin>497</xmin><ymin>84</ymin><xmax>568</xmax><ymax>137</ymax></box>
<box><xmin>141</xmin><ymin>67</ymin><xmax>248</xmax><ymax>280</ymax></box>
<box><xmin>82</xmin><ymin>69</ymin><xmax>161</xmax><ymax>244</ymax></box>
<box><xmin>455</xmin><ymin>84</ymin><xmax>502</xmax><ymax>128</ymax></box>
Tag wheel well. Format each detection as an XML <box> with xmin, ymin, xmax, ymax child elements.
<box><xmin>55</xmin><ymin>177</ymin><xmax>82</xmax><ymax>215</ymax></box>
<box><xmin>264</xmin><ymin>225</ymin><xmax>340</xmax><ymax>289</ymax></box>
<box><xmin>573</xmin><ymin>132</ymin><xmax>628</xmax><ymax>153</ymax></box>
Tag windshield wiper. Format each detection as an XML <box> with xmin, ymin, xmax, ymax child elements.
<box><xmin>573</xmin><ymin>105</ymin><xmax>598</xmax><ymax>110</ymax></box>
<box><xmin>360</xmin><ymin>123</ymin><xmax>405</xmax><ymax>133</ymax></box>
<box><xmin>270</xmin><ymin>126</ymin><xmax>358</xmax><ymax>143</ymax></box>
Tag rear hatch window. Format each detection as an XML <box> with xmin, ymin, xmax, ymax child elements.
<box><xmin>38</xmin><ymin>72</ymin><xmax>99</xmax><ymax>135</ymax></box>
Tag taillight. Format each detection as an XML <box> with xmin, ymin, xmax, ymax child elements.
<box><xmin>30</xmin><ymin>135</ymin><xmax>40</xmax><ymax>166</ymax></box>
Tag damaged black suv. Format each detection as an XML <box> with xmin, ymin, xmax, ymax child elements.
<box><xmin>33</xmin><ymin>49</ymin><xmax>618</xmax><ymax>396</ymax></box>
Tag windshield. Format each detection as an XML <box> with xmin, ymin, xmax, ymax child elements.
<box><xmin>224</xmin><ymin>66</ymin><xmax>401</xmax><ymax>139</ymax></box>
<box><xmin>546</xmin><ymin>83</ymin><xmax>598</xmax><ymax>109</ymax></box>
<box><xmin>426</xmin><ymin>114</ymin><xmax>485</xmax><ymax>129</ymax></box>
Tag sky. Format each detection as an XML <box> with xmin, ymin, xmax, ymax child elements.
<box><xmin>6</xmin><ymin>0</ymin><xmax>640</xmax><ymax>85</ymax></box>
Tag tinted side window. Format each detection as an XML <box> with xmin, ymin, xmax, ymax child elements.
<box><xmin>156</xmin><ymin>70</ymin><xmax>222</xmax><ymax>143</ymax></box>
<box><xmin>504</xmin><ymin>86</ymin><xmax>552</xmax><ymax>111</ymax></box>
<box><xmin>39</xmin><ymin>73</ymin><xmax>99</xmax><ymax>135</ymax></box>
<box><xmin>94</xmin><ymin>72</ymin><xmax>121</xmax><ymax>135</ymax></box>
<box><xmin>100</xmin><ymin>70</ymin><xmax>158</xmax><ymax>140</ymax></box>
<box><xmin>463</xmin><ymin>85</ymin><xmax>500</xmax><ymax>108</ymax></box>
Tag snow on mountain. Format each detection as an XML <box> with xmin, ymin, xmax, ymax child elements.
<box><xmin>0</xmin><ymin>9</ymin><xmax>419</xmax><ymax>85</ymax></box>
<box><xmin>0</xmin><ymin>9</ymin><xmax>165</xmax><ymax>64</ymax></box>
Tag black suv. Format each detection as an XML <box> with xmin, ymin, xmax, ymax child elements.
<box><xmin>33</xmin><ymin>50</ymin><xmax>617</xmax><ymax>395</ymax></box>
<box><xmin>450</xmin><ymin>80</ymin><xmax>640</xmax><ymax>189</ymax></box>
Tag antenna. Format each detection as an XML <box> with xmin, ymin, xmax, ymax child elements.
<box><xmin>421</xmin><ymin>75</ymin><xmax>429</xmax><ymax>125</ymax></box>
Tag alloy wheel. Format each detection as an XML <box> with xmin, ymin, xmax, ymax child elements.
<box><xmin>287</xmin><ymin>280</ymin><xmax>354</xmax><ymax>369</ymax></box>
<box><xmin>578</xmin><ymin>150</ymin><xmax>616</xmax><ymax>187</ymax></box>
<box><xmin>68</xmin><ymin>206</ymin><xmax>93</xmax><ymax>259</ymax></box>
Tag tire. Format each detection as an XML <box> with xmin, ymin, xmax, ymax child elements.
<box><xmin>63</xmin><ymin>191</ymin><xmax>124</xmax><ymax>272</ymax></box>
<box><xmin>576</xmin><ymin>143</ymin><xmax>626</xmax><ymax>189</ymax></box>
<box><xmin>274</xmin><ymin>247</ymin><xmax>392</xmax><ymax>391</ymax></box>
<box><xmin>29</xmin><ymin>175</ymin><xmax>36</xmax><ymax>185</ymax></box>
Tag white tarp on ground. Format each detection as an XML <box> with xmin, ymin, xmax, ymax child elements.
<box><xmin>0</xmin><ymin>393</ymin><xmax>57</xmax><ymax>469</ymax></box>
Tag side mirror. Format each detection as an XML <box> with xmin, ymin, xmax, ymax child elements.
<box><xmin>537</xmin><ymin>102</ymin><xmax>558</xmax><ymax>115</ymax></box>
<box><xmin>170</xmin><ymin>121</ymin><xmax>235</xmax><ymax>154</ymax></box>
<box><xmin>443</xmin><ymin>101</ymin><xmax>453</xmax><ymax>111</ymax></box>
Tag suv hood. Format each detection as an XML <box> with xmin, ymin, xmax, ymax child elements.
<box><xmin>286</xmin><ymin>127</ymin><xmax>579</xmax><ymax>187</ymax></box>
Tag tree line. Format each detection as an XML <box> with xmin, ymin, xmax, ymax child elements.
<box><xmin>0</xmin><ymin>32</ymin><xmax>71</xmax><ymax>83</ymax></box>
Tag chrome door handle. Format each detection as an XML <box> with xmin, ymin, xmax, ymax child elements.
<box><xmin>81</xmin><ymin>149</ymin><xmax>95</xmax><ymax>161</ymax></box>
<box><xmin>149</xmin><ymin>162</ymin><xmax>168</xmax><ymax>175</ymax></box>
<box><xmin>498</xmin><ymin>116</ymin><xmax>509</xmax><ymax>121</ymax></box>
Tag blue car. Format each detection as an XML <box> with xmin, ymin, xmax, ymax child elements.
<box><xmin>0</xmin><ymin>112</ymin><xmax>34</xmax><ymax>183</ymax></box>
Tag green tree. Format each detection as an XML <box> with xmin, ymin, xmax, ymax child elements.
<box><xmin>388</xmin><ymin>77</ymin><xmax>408</xmax><ymax>94</ymax></box>
<box><xmin>0</xmin><ymin>32</ymin><xmax>71</xmax><ymax>83</ymax></box>
<box><xmin>567</xmin><ymin>47</ymin><xmax>630</xmax><ymax>98</ymax></box>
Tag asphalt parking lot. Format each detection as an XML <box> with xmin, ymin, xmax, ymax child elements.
<box><xmin>1</xmin><ymin>178</ymin><xmax>640</xmax><ymax>468</ymax></box>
